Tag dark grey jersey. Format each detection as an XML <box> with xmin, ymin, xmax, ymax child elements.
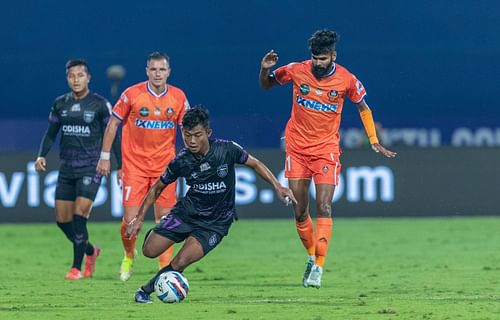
<box><xmin>160</xmin><ymin>139</ymin><xmax>249</xmax><ymax>231</ymax></box>
<box><xmin>38</xmin><ymin>92</ymin><xmax>118</xmax><ymax>169</ymax></box>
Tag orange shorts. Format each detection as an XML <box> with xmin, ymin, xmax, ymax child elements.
<box><xmin>122</xmin><ymin>172</ymin><xmax>177</xmax><ymax>208</ymax></box>
<box><xmin>285</xmin><ymin>150</ymin><xmax>341</xmax><ymax>185</ymax></box>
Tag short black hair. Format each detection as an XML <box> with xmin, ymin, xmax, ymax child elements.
<box><xmin>308</xmin><ymin>29</ymin><xmax>339</xmax><ymax>55</ymax></box>
<box><xmin>147</xmin><ymin>51</ymin><xmax>170</xmax><ymax>65</ymax></box>
<box><xmin>65</xmin><ymin>59</ymin><xmax>90</xmax><ymax>74</ymax></box>
<box><xmin>182</xmin><ymin>105</ymin><xmax>210</xmax><ymax>130</ymax></box>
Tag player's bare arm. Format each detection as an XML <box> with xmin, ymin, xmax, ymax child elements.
<box><xmin>126</xmin><ymin>178</ymin><xmax>168</xmax><ymax>239</ymax></box>
<box><xmin>259</xmin><ymin>50</ymin><xmax>279</xmax><ymax>89</ymax></box>
<box><xmin>357</xmin><ymin>100</ymin><xmax>397</xmax><ymax>158</ymax></box>
<box><xmin>97</xmin><ymin>116</ymin><xmax>122</xmax><ymax>176</ymax></box>
<box><xmin>245</xmin><ymin>154</ymin><xmax>297</xmax><ymax>205</ymax></box>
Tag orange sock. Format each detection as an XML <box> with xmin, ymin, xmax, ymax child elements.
<box><xmin>315</xmin><ymin>217</ymin><xmax>333</xmax><ymax>267</ymax></box>
<box><xmin>295</xmin><ymin>215</ymin><xmax>315</xmax><ymax>256</ymax></box>
<box><xmin>120</xmin><ymin>219</ymin><xmax>137</xmax><ymax>259</ymax></box>
<box><xmin>158</xmin><ymin>246</ymin><xmax>174</xmax><ymax>269</ymax></box>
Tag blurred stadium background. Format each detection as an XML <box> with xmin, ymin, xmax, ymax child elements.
<box><xmin>1</xmin><ymin>0</ymin><xmax>499</xmax><ymax>222</ymax></box>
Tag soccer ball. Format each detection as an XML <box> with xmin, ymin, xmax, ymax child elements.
<box><xmin>154</xmin><ymin>271</ymin><xmax>189</xmax><ymax>303</ymax></box>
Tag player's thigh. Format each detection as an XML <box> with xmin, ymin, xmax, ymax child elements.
<box><xmin>310</xmin><ymin>152</ymin><xmax>341</xmax><ymax>186</ymax></box>
<box><xmin>73</xmin><ymin>196</ymin><xmax>94</xmax><ymax>218</ymax></box>
<box><xmin>171</xmin><ymin>236</ymin><xmax>205</xmax><ymax>270</ymax></box>
<box><xmin>142</xmin><ymin>230</ymin><xmax>176</xmax><ymax>258</ymax></box>
<box><xmin>288</xmin><ymin>178</ymin><xmax>312</xmax><ymax>213</ymax></box>
<box><xmin>149</xmin><ymin>213</ymin><xmax>193</xmax><ymax>255</ymax></box>
<box><xmin>55</xmin><ymin>200</ymin><xmax>74</xmax><ymax>222</ymax></box>
<box><xmin>121</xmin><ymin>173</ymin><xmax>150</xmax><ymax>207</ymax></box>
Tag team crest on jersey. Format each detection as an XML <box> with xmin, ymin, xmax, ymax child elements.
<box><xmin>154</xmin><ymin>107</ymin><xmax>161</xmax><ymax>116</ymax></box>
<box><xmin>217</xmin><ymin>164</ymin><xmax>228</xmax><ymax>178</ymax></box>
<box><xmin>83</xmin><ymin>111</ymin><xmax>95</xmax><ymax>123</ymax></box>
<box><xmin>299</xmin><ymin>83</ymin><xmax>310</xmax><ymax>95</ymax></box>
<box><xmin>82</xmin><ymin>176</ymin><xmax>92</xmax><ymax>185</ymax></box>
<box><xmin>165</xmin><ymin>107</ymin><xmax>174</xmax><ymax>118</ymax></box>
<box><xmin>322</xmin><ymin>165</ymin><xmax>329</xmax><ymax>173</ymax></box>
<box><xmin>200</xmin><ymin>162</ymin><xmax>211</xmax><ymax>172</ymax></box>
<box><xmin>71</xmin><ymin>104</ymin><xmax>81</xmax><ymax>112</ymax></box>
<box><xmin>139</xmin><ymin>107</ymin><xmax>149</xmax><ymax>117</ymax></box>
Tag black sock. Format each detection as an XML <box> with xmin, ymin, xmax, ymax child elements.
<box><xmin>57</xmin><ymin>221</ymin><xmax>75</xmax><ymax>243</ymax></box>
<box><xmin>57</xmin><ymin>220</ymin><xmax>94</xmax><ymax>255</ymax></box>
<box><xmin>72</xmin><ymin>215</ymin><xmax>89</xmax><ymax>270</ymax></box>
<box><xmin>141</xmin><ymin>264</ymin><xmax>175</xmax><ymax>294</ymax></box>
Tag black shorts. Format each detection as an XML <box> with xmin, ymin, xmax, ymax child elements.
<box><xmin>55</xmin><ymin>166</ymin><xmax>103</xmax><ymax>202</ymax></box>
<box><xmin>152</xmin><ymin>214</ymin><xmax>230</xmax><ymax>255</ymax></box>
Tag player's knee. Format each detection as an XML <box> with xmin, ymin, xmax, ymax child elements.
<box><xmin>141</xmin><ymin>246</ymin><xmax>157</xmax><ymax>258</ymax></box>
<box><xmin>171</xmin><ymin>256</ymin><xmax>189</xmax><ymax>272</ymax></box>
<box><xmin>317</xmin><ymin>202</ymin><xmax>332</xmax><ymax>217</ymax></box>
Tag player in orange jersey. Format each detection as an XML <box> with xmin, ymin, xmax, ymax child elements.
<box><xmin>97</xmin><ymin>52</ymin><xmax>190</xmax><ymax>281</ymax></box>
<box><xmin>259</xmin><ymin>29</ymin><xmax>396</xmax><ymax>288</ymax></box>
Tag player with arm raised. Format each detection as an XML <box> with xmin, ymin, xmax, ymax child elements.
<box><xmin>35</xmin><ymin>59</ymin><xmax>122</xmax><ymax>280</ymax></box>
<box><xmin>126</xmin><ymin>106</ymin><xmax>296</xmax><ymax>303</ymax></box>
<box><xmin>259</xmin><ymin>29</ymin><xmax>396</xmax><ymax>288</ymax></box>
<box><xmin>97</xmin><ymin>52</ymin><xmax>190</xmax><ymax>281</ymax></box>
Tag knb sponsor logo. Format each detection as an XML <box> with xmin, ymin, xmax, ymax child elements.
<box><xmin>135</xmin><ymin>119</ymin><xmax>174</xmax><ymax>129</ymax></box>
<box><xmin>296</xmin><ymin>96</ymin><xmax>338</xmax><ymax>112</ymax></box>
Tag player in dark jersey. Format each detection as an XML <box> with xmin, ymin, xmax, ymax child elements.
<box><xmin>34</xmin><ymin>59</ymin><xmax>122</xmax><ymax>280</ymax></box>
<box><xmin>126</xmin><ymin>106</ymin><xmax>296</xmax><ymax>303</ymax></box>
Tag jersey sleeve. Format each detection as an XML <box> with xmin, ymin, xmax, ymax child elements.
<box><xmin>270</xmin><ymin>63</ymin><xmax>295</xmax><ymax>85</ymax></box>
<box><xmin>159</xmin><ymin>149</ymin><xmax>188</xmax><ymax>184</ymax></box>
<box><xmin>112</xmin><ymin>89</ymin><xmax>132</xmax><ymax>121</ymax></box>
<box><xmin>346</xmin><ymin>73</ymin><xmax>367</xmax><ymax>104</ymax></box>
<box><xmin>100</xmin><ymin>99</ymin><xmax>113</xmax><ymax>127</ymax></box>
<box><xmin>227</xmin><ymin>141</ymin><xmax>249</xmax><ymax>164</ymax></box>
<box><xmin>38</xmin><ymin>101</ymin><xmax>61</xmax><ymax>157</ymax></box>
<box><xmin>176</xmin><ymin>94</ymin><xmax>190</xmax><ymax>125</ymax></box>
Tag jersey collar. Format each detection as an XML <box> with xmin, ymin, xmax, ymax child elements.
<box><xmin>147</xmin><ymin>81</ymin><xmax>168</xmax><ymax>98</ymax></box>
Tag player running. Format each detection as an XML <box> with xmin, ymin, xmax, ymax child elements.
<box><xmin>35</xmin><ymin>59</ymin><xmax>122</xmax><ymax>280</ymax></box>
<box><xmin>126</xmin><ymin>106</ymin><xmax>296</xmax><ymax>303</ymax></box>
<box><xmin>97</xmin><ymin>52</ymin><xmax>190</xmax><ymax>281</ymax></box>
<box><xmin>259</xmin><ymin>29</ymin><xmax>397</xmax><ymax>288</ymax></box>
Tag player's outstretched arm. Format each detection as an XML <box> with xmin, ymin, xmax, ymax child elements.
<box><xmin>259</xmin><ymin>50</ymin><xmax>280</xmax><ymax>89</ymax></box>
<box><xmin>97</xmin><ymin>116</ymin><xmax>121</xmax><ymax>176</ymax></box>
<box><xmin>357</xmin><ymin>100</ymin><xmax>397</xmax><ymax>158</ymax></box>
<box><xmin>245</xmin><ymin>154</ymin><xmax>297</xmax><ymax>205</ymax></box>
<box><xmin>126</xmin><ymin>178</ymin><xmax>168</xmax><ymax>239</ymax></box>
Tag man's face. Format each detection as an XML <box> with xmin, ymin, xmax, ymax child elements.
<box><xmin>67</xmin><ymin>65</ymin><xmax>90</xmax><ymax>95</ymax></box>
<box><xmin>146</xmin><ymin>58</ymin><xmax>170</xmax><ymax>88</ymax></box>
<box><xmin>311</xmin><ymin>52</ymin><xmax>336</xmax><ymax>79</ymax></box>
<box><xmin>182</xmin><ymin>124</ymin><xmax>212</xmax><ymax>155</ymax></box>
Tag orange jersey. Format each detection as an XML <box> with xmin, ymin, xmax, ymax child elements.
<box><xmin>272</xmin><ymin>60</ymin><xmax>366</xmax><ymax>155</ymax></box>
<box><xmin>113</xmin><ymin>81</ymin><xmax>189</xmax><ymax>177</ymax></box>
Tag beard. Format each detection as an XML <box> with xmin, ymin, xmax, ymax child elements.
<box><xmin>311</xmin><ymin>63</ymin><xmax>333</xmax><ymax>79</ymax></box>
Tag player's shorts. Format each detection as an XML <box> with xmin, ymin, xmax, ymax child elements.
<box><xmin>152</xmin><ymin>214</ymin><xmax>229</xmax><ymax>255</ymax></box>
<box><xmin>122</xmin><ymin>171</ymin><xmax>177</xmax><ymax>207</ymax></box>
<box><xmin>55</xmin><ymin>166</ymin><xmax>103</xmax><ymax>201</ymax></box>
<box><xmin>285</xmin><ymin>149</ymin><xmax>341</xmax><ymax>185</ymax></box>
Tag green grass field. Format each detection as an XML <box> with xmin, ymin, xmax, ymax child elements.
<box><xmin>1</xmin><ymin>217</ymin><xmax>499</xmax><ymax>320</ymax></box>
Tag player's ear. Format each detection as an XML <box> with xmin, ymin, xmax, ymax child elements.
<box><xmin>332</xmin><ymin>51</ymin><xmax>337</xmax><ymax>61</ymax></box>
<box><xmin>207</xmin><ymin>128</ymin><xmax>212</xmax><ymax>137</ymax></box>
